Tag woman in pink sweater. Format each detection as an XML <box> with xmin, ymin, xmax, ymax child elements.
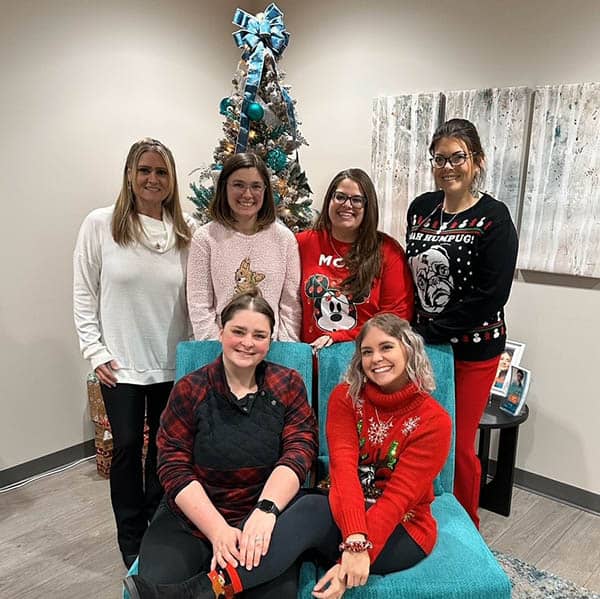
<box><xmin>187</xmin><ymin>153</ymin><xmax>301</xmax><ymax>341</ymax></box>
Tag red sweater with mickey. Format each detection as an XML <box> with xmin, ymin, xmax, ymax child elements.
<box><xmin>326</xmin><ymin>381</ymin><xmax>451</xmax><ymax>562</ymax></box>
<box><xmin>296</xmin><ymin>229</ymin><xmax>414</xmax><ymax>344</ymax></box>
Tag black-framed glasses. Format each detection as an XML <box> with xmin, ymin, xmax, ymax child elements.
<box><xmin>331</xmin><ymin>191</ymin><xmax>367</xmax><ymax>208</ymax></box>
<box><xmin>429</xmin><ymin>152</ymin><xmax>477</xmax><ymax>169</ymax></box>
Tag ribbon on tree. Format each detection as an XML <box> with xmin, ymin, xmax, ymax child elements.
<box><xmin>232</xmin><ymin>3</ymin><xmax>296</xmax><ymax>153</ymax></box>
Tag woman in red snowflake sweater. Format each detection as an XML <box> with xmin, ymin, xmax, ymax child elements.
<box><xmin>318</xmin><ymin>313</ymin><xmax>452</xmax><ymax>596</ymax></box>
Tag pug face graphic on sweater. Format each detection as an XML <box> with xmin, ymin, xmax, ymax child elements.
<box><xmin>408</xmin><ymin>245</ymin><xmax>454</xmax><ymax>313</ymax></box>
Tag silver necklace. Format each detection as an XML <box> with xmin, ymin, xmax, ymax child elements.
<box><xmin>329</xmin><ymin>234</ymin><xmax>349</xmax><ymax>262</ymax></box>
<box><xmin>367</xmin><ymin>408</ymin><xmax>394</xmax><ymax>445</ymax></box>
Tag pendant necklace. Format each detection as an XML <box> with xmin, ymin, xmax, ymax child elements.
<box><xmin>439</xmin><ymin>192</ymin><xmax>480</xmax><ymax>233</ymax></box>
<box><xmin>367</xmin><ymin>408</ymin><xmax>394</xmax><ymax>445</ymax></box>
<box><xmin>329</xmin><ymin>234</ymin><xmax>348</xmax><ymax>263</ymax></box>
<box><xmin>438</xmin><ymin>204</ymin><xmax>460</xmax><ymax>233</ymax></box>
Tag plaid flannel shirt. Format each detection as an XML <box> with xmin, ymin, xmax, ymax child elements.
<box><xmin>157</xmin><ymin>355</ymin><xmax>317</xmax><ymax>534</ymax></box>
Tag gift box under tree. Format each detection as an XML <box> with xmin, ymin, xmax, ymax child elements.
<box><xmin>87</xmin><ymin>373</ymin><xmax>149</xmax><ymax>479</ymax></box>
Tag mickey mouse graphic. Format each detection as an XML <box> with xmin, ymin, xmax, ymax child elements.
<box><xmin>305</xmin><ymin>274</ymin><xmax>358</xmax><ymax>333</ymax></box>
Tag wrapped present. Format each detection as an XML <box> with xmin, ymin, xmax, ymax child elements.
<box><xmin>88</xmin><ymin>378</ymin><xmax>151</xmax><ymax>478</ymax></box>
<box><xmin>87</xmin><ymin>373</ymin><xmax>109</xmax><ymax>426</ymax></box>
<box><xmin>94</xmin><ymin>423</ymin><xmax>113</xmax><ymax>479</ymax></box>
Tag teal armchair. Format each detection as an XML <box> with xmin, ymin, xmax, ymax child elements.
<box><xmin>298</xmin><ymin>342</ymin><xmax>511</xmax><ymax>599</ymax></box>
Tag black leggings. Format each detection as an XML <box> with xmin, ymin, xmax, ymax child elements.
<box><xmin>138</xmin><ymin>492</ymin><xmax>425</xmax><ymax>594</ymax></box>
<box><xmin>101</xmin><ymin>381</ymin><xmax>172</xmax><ymax>553</ymax></box>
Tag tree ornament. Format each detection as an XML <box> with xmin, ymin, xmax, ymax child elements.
<box><xmin>247</xmin><ymin>102</ymin><xmax>264</xmax><ymax>121</ymax></box>
<box><xmin>266</xmin><ymin>148</ymin><xmax>287</xmax><ymax>172</ymax></box>
<box><xmin>219</xmin><ymin>97</ymin><xmax>233</xmax><ymax>116</ymax></box>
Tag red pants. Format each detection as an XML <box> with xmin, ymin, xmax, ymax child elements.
<box><xmin>453</xmin><ymin>355</ymin><xmax>500</xmax><ymax>528</ymax></box>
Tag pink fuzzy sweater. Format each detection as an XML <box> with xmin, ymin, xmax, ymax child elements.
<box><xmin>187</xmin><ymin>220</ymin><xmax>301</xmax><ymax>341</ymax></box>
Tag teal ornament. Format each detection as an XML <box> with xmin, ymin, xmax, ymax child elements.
<box><xmin>219</xmin><ymin>97</ymin><xmax>232</xmax><ymax>116</ymax></box>
<box><xmin>247</xmin><ymin>102</ymin><xmax>264</xmax><ymax>121</ymax></box>
<box><xmin>266</xmin><ymin>148</ymin><xmax>287</xmax><ymax>172</ymax></box>
<box><xmin>273</xmin><ymin>192</ymin><xmax>281</xmax><ymax>206</ymax></box>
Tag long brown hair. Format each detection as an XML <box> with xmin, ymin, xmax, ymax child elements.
<box><xmin>209</xmin><ymin>153</ymin><xmax>276</xmax><ymax>232</ymax></box>
<box><xmin>112</xmin><ymin>137</ymin><xmax>191</xmax><ymax>249</ymax></box>
<box><xmin>314</xmin><ymin>168</ymin><xmax>383</xmax><ymax>299</ymax></box>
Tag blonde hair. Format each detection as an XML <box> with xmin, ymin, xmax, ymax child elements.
<box><xmin>112</xmin><ymin>137</ymin><xmax>191</xmax><ymax>249</ymax></box>
<box><xmin>346</xmin><ymin>313</ymin><xmax>435</xmax><ymax>401</ymax></box>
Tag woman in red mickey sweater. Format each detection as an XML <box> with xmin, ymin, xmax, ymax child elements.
<box><xmin>297</xmin><ymin>168</ymin><xmax>414</xmax><ymax>352</ymax></box>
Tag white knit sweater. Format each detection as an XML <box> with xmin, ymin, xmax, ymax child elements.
<box><xmin>73</xmin><ymin>206</ymin><xmax>194</xmax><ymax>385</ymax></box>
<box><xmin>187</xmin><ymin>220</ymin><xmax>301</xmax><ymax>341</ymax></box>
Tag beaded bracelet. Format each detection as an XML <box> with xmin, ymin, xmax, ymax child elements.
<box><xmin>338</xmin><ymin>539</ymin><xmax>373</xmax><ymax>553</ymax></box>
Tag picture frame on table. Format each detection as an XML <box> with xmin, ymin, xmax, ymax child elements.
<box><xmin>500</xmin><ymin>366</ymin><xmax>531</xmax><ymax>416</ymax></box>
<box><xmin>492</xmin><ymin>340</ymin><xmax>526</xmax><ymax>397</ymax></box>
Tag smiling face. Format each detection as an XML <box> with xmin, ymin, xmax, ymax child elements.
<box><xmin>327</xmin><ymin>178</ymin><xmax>365</xmax><ymax>242</ymax></box>
<box><xmin>431</xmin><ymin>137</ymin><xmax>479</xmax><ymax>201</ymax></box>
<box><xmin>360</xmin><ymin>325</ymin><xmax>409</xmax><ymax>393</ymax></box>
<box><xmin>226</xmin><ymin>167</ymin><xmax>265</xmax><ymax>230</ymax></box>
<box><xmin>219</xmin><ymin>308</ymin><xmax>271</xmax><ymax>372</ymax></box>
<box><xmin>130</xmin><ymin>151</ymin><xmax>170</xmax><ymax>217</ymax></box>
<box><xmin>498</xmin><ymin>350</ymin><xmax>512</xmax><ymax>371</ymax></box>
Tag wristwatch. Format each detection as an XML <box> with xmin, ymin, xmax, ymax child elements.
<box><xmin>255</xmin><ymin>499</ymin><xmax>281</xmax><ymax>517</ymax></box>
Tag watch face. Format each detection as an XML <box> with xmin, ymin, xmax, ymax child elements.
<box><xmin>256</xmin><ymin>499</ymin><xmax>279</xmax><ymax>515</ymax></box>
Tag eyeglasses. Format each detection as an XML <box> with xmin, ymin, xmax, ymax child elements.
<box><xmin>429</xmin><ymin>152</ymin><xmax>477</xmax><ymax>169</ymax></box>
<box><xmin>229</xmin><ymin>181</ymin><xmax>266</xmax><ymax>194</ymax></box>
<box><xmin>331</xmin><ymin>191</ymin><xmax>367</xmax><ymax>208</ymax></box>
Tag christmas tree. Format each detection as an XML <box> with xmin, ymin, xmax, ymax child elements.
<box><xmin>189</xmin><ymin>3</ymin><xmax>313</xmax><ymax>231</ymax></box>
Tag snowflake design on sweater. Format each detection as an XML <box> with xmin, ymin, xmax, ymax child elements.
<box><xmin>367</xmin><ymin>414</ymin><xmax>394</xmax><ymax>445</ymax></box>
<box><xmin>401</xmin><ymin>416</ymin><xmax>420</xmax><ymax>436</ymax></box>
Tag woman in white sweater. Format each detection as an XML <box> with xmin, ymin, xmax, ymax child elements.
<box><xmin>187</xmin><ymin>153</ymin><xmax>301</xmax><ymax>341</ymax></box>
<box><xmin>73</xmin><ymin>138</ymin><xmax>194</xmax><ymax>568</ymax></box>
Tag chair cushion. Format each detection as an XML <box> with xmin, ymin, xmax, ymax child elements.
<box><xmin>299</xmin><ymin>493</ymin><xmax>511</xmax><ymax>599</ymax></box>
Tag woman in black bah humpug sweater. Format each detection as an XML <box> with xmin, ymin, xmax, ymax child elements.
<box><xmin>405</xmin><ymin>118</ymin><xmax>518</xmax><ymax>528</ymax></box>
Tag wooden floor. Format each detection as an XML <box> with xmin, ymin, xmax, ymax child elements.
<box><xmin>480</xmin><ymin>486</ymin><xmax>600</xmax><ymax>593</ymax></box>
<box><xmin>1</xmin><ymin>459</ymin><xmax>599</xmax><ymax>598</ymax></box>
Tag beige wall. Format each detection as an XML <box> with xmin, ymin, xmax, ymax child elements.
<box><xmin>2</xmin><ymin>1</ymin><xmax>598</xmax><ymax>495</ymax></box>
<box><xmin>276</xmin><ymin>0</ymin><xmax>600</xmax><ymax>495</ymax></box>
<box><xmin>0</xmin><ymin>0</ymin><xmax>244</xmax><ymax>469</ymax></box>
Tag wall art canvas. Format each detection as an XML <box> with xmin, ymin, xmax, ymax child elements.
<box><xmin>444</xmin><ymin>86</ymin><xmax>531</xmax><ymax>223</ymax></box>
<box><xmin>518</xmin><ymin>82</ymin><xmax>600</xmax><ymax>277</ymax></box>
<box><xmin>371</xmin><ymin>93</ymin><xmax>442</xmax><ymax>242</ymax></box>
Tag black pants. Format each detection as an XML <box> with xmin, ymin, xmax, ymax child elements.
<box><xmin>101</xmin><ymin>381</ymin><xmax>172</xmax><ymax>554</ymax></box>
<box><xmin>138</xmin><ymin>492</ymin><xmax>425</xmax><ymax>594</ymax></box>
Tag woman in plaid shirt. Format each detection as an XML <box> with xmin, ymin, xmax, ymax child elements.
<box><xmin>126</xmin><ymin>290</ymin><xmax>318</xmax><ymax>598</ymax></box>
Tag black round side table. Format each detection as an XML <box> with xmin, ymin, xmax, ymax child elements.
<box><xmin>477</xmin><ymin>396</ymin><xmax>529</xmax><ymax>516</ymax></box>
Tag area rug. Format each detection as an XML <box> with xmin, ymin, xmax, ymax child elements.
<box><xmin>494</xmin><ymin>551</ymin><xmax>600</xmax><ymax>598</ymax></box>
